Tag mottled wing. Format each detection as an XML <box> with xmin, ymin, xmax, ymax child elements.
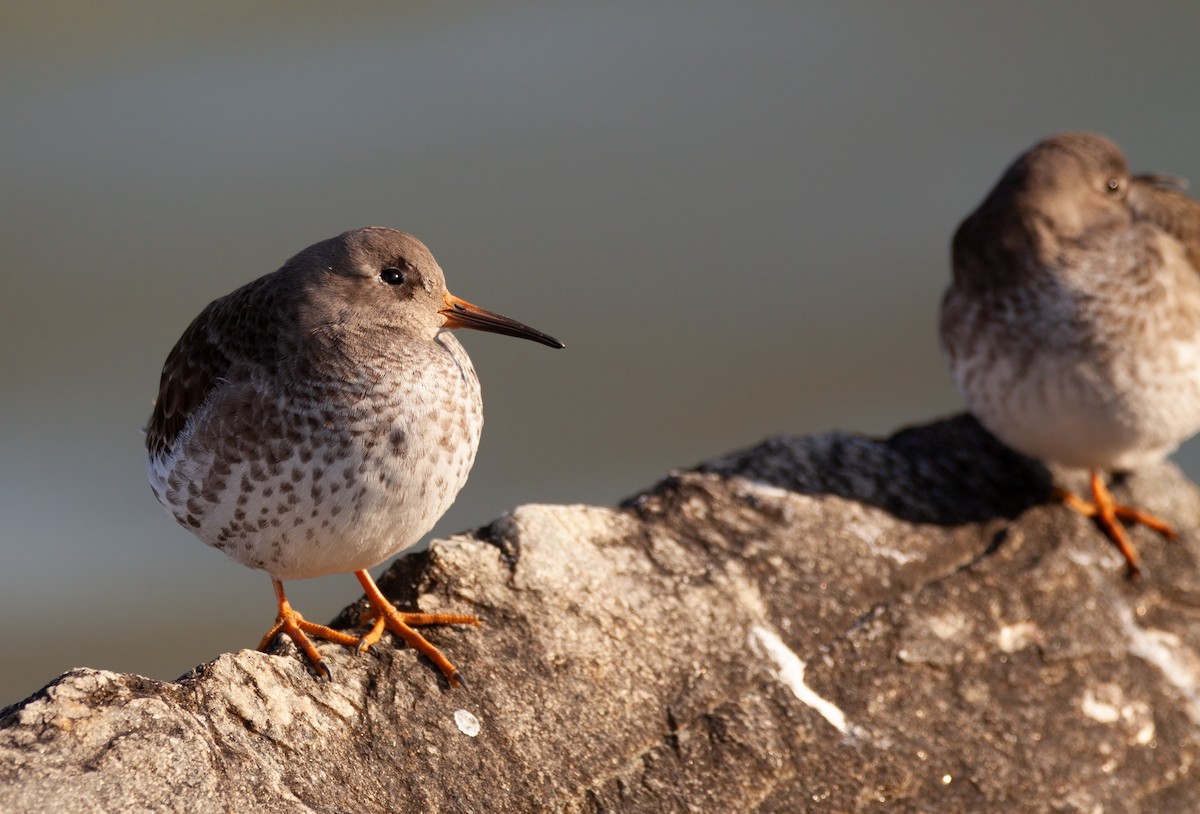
<box><xmin>145</xmin><ymin>299</ymin><xmax>235</xmax><ymax>459</ymax></box>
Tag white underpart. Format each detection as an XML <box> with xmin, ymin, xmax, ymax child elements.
<box><xmin>964</xmin><ymin>339</ymin><xmax>1200</xmax><ymax>470</ymax></box>
<box><xmin>750</xmin><ymin>625</ymin><xmax>849</xmax><ymax>735</ymax></box>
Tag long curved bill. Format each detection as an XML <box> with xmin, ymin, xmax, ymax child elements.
<box><xmin>440</xmin><ymin>293</ymin><xmax>564</xmax><ymax>349</ymax></box>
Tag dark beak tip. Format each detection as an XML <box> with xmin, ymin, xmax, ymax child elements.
<box><xmin>441</xmin><ymin>299</ymin><xmax>564</xmax><ymax>349</ymax></box>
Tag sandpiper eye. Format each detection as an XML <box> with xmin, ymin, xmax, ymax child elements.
<box><xmin>1106</xmin><ymin>178</ymin><xmax>1122</xmax><ymax>194</ymax></box>
<box><xmin>380</xmin><ymin>267</ymin><xmax>405</xmax><ymax>285</ymax></box>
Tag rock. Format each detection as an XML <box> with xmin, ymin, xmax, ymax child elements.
<box><xmin>4</xmin><ymin>414</ymin><xmax>1200</xmax><ymax>813</ymax></box>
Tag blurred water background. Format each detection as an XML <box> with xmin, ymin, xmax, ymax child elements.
<box><xmin>3</xmin><ymin>2</ymin><xmax>1200</xmax><ymax>704</ymax></box>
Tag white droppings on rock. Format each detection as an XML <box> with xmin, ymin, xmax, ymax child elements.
<box><xmin>454</xmin><ymin>709</ymin><xmax>480</xmax><ymax>737</ymax></box>
<box><xmin>731</xmin><ymin>478</ymin><xmax>792</xmax><ymax>501</ymax></box>
<box><xmin>1118</xmin><ymin>601</ymin><xmax>1200</xmax><ymax>725</ymax></box>
<box><xmin>1081</xmin><ymin>688</ymin><xmax>1122</xmax><ymax>723</ymax></box>
<box><xmin>926</xmin><ymin>612</ymin><xmax>968</xmax><ymax>641</ymax></box>
<box><xmin>1079</xmin><ymin>682</ymin><xmax>1157</xmax><ymax>746</ymax></box>
<box><xmin>845</xmin><ymin>514</ymin><xmax>887</xmax><ymax>547</ymax></box>
<box><xmin>870</xmin><ymin>542</ymin><xmax>921</xmax><ymax>565</ymax></box>
<box><xmin>844</xmin><ymin>513</ymin><xmax>921</xmax><ymax>565</ymax></box>
<box><xmin>750</xmin><ymin>626</ymin><xmax>849</xmax><ymax>735</ymax></box>
<box><xmin>997</xmin><ymin>621</ymin><xmax>1039</xmax><ymax>653</ymax></box>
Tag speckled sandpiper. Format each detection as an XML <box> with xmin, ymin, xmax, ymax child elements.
<box><xmin>147</xmin><ymin>227</ymin><xmax>563</xmax><ymax>684</ymax></box>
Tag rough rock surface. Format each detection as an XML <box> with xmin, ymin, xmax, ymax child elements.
<box><xmin>5</xmin><ymin>415</ymin><xmax>1200</xmax><ymax>813</ymax></box>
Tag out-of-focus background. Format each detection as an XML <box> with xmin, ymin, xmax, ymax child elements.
<box><xmin>4</xmin><ymin>2</ymin><xmax>1200</xmax><ymax>704</ymax></box>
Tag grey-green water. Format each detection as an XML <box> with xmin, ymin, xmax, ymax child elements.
<box><xmin>4</xmin><ymin>2</ymin><xmax>1200</xmax><ymax>704</ymax></box>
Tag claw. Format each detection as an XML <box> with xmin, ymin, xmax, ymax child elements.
<box><xmin>353</xmin><ymin>570</ymin><xmax>481</xmax><ymax>687</ymax></box>
<box><xmin>1056</xmin><ymin>471</ymin><xmax>1175</xmax><ymax>579</ymax></box>
<box><xmin>356</xmin><ymin>615</ymin><xmax>387</xmax><ymax>654</ymax></box>
<box><xmin>258</xmin><ymin>578</ymin><xmax>358</xmax><ymax>677</ymax></box>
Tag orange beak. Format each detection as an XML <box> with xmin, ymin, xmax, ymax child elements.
<box><xmin>439</xmin><ymin>293</ymin><xmax>564</xmax><ymax>349</ymax></box>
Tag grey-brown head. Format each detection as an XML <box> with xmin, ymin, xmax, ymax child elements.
<box><xmin>952</xmin><ymin>133</ymin><xmax>1128</xmax><ymax>283</ymax></box>
<box><xmin>287</xmin><ymin>227</ymin><xmax>564</xmax><ymax>350</ymax></box>
<box><xmin>951</xmin><ymin>133</ymin><xmax>1195</xmax><ymax>289</ymax></box>
<box><xmin>987</xmin><ymin>133</ymin><xmax>1131</xmax><ymax>239</ymax></box>
<box><xmin>950</xmin><ymin>135</ymin><xmax>1195</xmax><ymax>295</ymax></box>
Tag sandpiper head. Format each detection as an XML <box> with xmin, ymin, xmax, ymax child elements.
<box><xmin>987</xmin><ymin>132</ymin><xmax>1132</xmax><ymax>239</ymax></box>
<box><xmin>289</xmin><ymin>227</ymin><xmax>562</xmax><ymax>349</ymax></box>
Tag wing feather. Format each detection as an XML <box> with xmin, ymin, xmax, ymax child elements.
<box><xmin>146</xmin><ymin>275</ymin><xmax>284</xmax><ymax>458</ymax></box>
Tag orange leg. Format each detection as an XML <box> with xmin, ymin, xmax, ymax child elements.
<box><xmin>258</xmin><ymin>578</ymin><xmax>359</xmax><ymax>679</ymax></box>
<box><xmin>1055</xmin><ymin>470</ymin><xmax>1176</xmax><ymax>579</ymax></box>
<box><xmin>353</xmin><ymin>569</ymin><xmax>482</xmax><ymax>687</ymax></box>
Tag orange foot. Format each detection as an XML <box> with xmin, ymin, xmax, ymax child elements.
<box><xmin>258</xmin><ymin>577</ymin><xmax>359</xmax><ymax>680</ymax></box>
<box><xmin>352</xmin><ymin>569</ymin><xmax>482</xmax><ymax>688</ymax></box>
<box><xmin>1055</xmin><ymin>470</ymin><xmax>1176</xmax><ymax>579</ymax></box>
<box><xmin>257</xmin><ymin>573</ymin><xmax>481</xmax><ymax>685</ymax></box>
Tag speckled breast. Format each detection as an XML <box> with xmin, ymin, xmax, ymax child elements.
<box><xmin>149</xmin><ymin>332</ymin><xmax>483</xmax><ymax>580</ymax></box>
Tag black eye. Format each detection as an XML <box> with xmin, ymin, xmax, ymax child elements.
<box><xmin>380</xmin><ymin>267</ymin><xmax>405</xmax><ymax>285</ymax></box>
<box><xmin>1106</xmin><ymin>178</ymin><xmax>1122</xmax><ymax>195</ymax></box>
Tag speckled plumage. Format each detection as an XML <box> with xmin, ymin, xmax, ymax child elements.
<box><xmin>149</xmin><ymin>229</ymin><xmax>483</xmax><ymax>579</ymax></box>
<box><xmin>941</xmin><ymin>133</ymin><xmax>1200</xmax><ymax>472</ymax></box>
<box><xmin>146</xmin><ymin>227</ymin><xmax>562</xmax><ymax>682</ymax></box>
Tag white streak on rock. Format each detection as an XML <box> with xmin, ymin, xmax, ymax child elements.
<box><xmin>1119</xmin><ymin>603</ymin><xmax>1200</xmax><ymax>725</ymax></box>
<box><xmin>751</xmin><ymin>626</ymin><xmax>848</xmax><ymax>735</ymax></box>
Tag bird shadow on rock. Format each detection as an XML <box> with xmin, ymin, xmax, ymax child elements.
<box><xmin>684</xmin><ymin>412</ymin><xmax>1054</xmax><ymax>527</ymax></box>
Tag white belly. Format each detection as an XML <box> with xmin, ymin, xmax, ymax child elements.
<box><xmin>947</xmin><ymin>301</ymin><xmax>1200</xmax><ymax>472</ymax></box>
<box><xmin>149</xmin><ymin>332</ymin><xmax>483</xmax><ymax>580</ymax></box>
